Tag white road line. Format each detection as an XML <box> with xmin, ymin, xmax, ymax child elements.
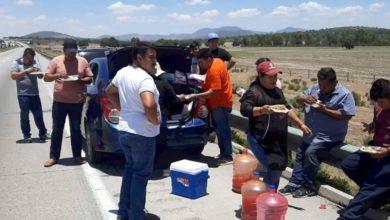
<box><xmin>41</xmin><ymin>71</ymin><xmax>117</xmax><ymax>220</ymax></box>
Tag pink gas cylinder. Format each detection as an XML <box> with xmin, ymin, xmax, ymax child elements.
<box><xmin>232</xmin><ymin>148</ymin><xmax>258</xmax><ymax>193</ymax></box>
<box><xmin>241</xmin><ymin>171</ymin><xmax>268</xmax><ymax>220</ymax></box>
<box><xmin>256</xmin><ymin>184</ymin><xmax>288</xmax><ymax>220</ymax></box>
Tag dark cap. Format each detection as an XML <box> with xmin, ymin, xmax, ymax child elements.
<box><xmin>63</xmin><ymin>38</ymin><xmax>78</xmax><ymax>53</ymax></box>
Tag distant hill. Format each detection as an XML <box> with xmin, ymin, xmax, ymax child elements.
<box><xmin>23</xmin><ymin>31</ymin><xmax>77</xmax><ymax>39</ymax></box>
<box><xmin>100</xmin><ymin>26</ymin><xmax>264</xmax><ymax>41</ymax></box>
<box><xmin>276</xmin><ymin>27</ymin><xmax>306</xmax><ymax>33</ymax></box>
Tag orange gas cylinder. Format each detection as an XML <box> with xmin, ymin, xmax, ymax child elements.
<box><xmin>232</xmin><ymin>148</ymin><xmax>258</xmax><ymax>193</ymax></box>
<box><xmin>241</xmin><ymin>171</ymin><xmax>268</xmax><ymax>220</ymax></box>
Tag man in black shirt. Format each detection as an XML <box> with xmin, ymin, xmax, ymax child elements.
<box><xmin>207</xmin><ymin>32</ymin><xmax>236</xmax><ymax>70</ymax></box>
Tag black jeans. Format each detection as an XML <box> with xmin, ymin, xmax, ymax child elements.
<box><xmin>17</xmin><ymin>95</ymin><xmax>47</xmax><ymax>138</ymax></box>
<box><xmin>338</xmin><ymin>151</ymin><xmax>390</xmax><ymax>220</ymax></box>
<box><xmin>49</xmin><ymin>101</ymin><xmax>83</xmax><ymax>160</ymax></box>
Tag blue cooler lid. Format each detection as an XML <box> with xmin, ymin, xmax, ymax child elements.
<box><xmin>170</xmin><ymin>159</ymin><xmax>208</xmax><ymax>175</ymax></box>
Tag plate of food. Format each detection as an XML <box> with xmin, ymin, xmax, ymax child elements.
<box><xmin>61</xmin><ymin>75</ymin><xmax>79</xmax><ymax>81</ymax></box>
<box><xmin>270</xmin><ymin>104</ymin><xmax>290</xmax><ymax>113</ymax></box>
<box><xmin>360</xmin><ymin>146</ymin><xmax>380</xmax><ymax>153</ymax></box>
<box><xmin>311</xmin><ymin>100</ymin><xmax>322</xmax><ymax>108</ymax></box>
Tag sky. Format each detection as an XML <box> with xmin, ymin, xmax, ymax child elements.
<box><xmin>0</xmin><ymin>0</ymin><xmax>389</xmax><ymax>38</ymax></box>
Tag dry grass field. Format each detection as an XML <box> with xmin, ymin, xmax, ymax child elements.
<box><xmin>228</xmin><ymin>46</ymin><xmax>390</xmax><ymax>148</ymax></box>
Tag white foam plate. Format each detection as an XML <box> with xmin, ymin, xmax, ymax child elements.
<box><xmin>61</xmin><ymin>75</ymin><xmax>79</xmax><ymax>81</ymax></box>
<box><xmin>270</xmin><ymin>105</ymin><xmax>290</xmax><ymax>113</ymax></box>
<box><xmin>360</xmin><ymin>146</ymin><xmax>380</xmax><ymax>153</ymax></box>
<box><xmin>30</xmin><ymin>71</ymin><xmax>43</xmax><ymax>75</ymax></box>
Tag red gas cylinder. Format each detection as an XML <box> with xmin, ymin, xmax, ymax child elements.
<box><xmin>241</xmin><ymin>171</ymin><xmax>268</xmax><ymax>220</ymax></box>
<box><xmin>256</xmin><ymin>185</ymin><xmax>288</xmax><ymax>220</ymax></box>
<box><xmin>232</xmin><ymin>148</ymin><xmax>258</xmax><ymax>193</ymax></box>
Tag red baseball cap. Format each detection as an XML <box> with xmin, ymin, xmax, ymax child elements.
<box><xmin>257</xmin><ymin>61</ymin><xmax>282</xmax><ymax>76</ymax></box>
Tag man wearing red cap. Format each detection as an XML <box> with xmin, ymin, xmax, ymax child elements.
<box><xmin>240</xmin><ymin>60</ymin><xmax>312</xmax><ymax>188</ymax></box>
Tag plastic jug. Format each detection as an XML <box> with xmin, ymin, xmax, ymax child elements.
<box><xmin>256</xmin><ymin>185</ymin><xmax>288</xmax><ymax>220</ymax></box>
<box><xmin>241</xmin><ymin>171</ymin><xmax>268</xmax><ymax>220</ymax></box>
<box><xmin>232</xmin><ymin>148</ymin><xmax>258</xmax><ymax>193</ymax></box>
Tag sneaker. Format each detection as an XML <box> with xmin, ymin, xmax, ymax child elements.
<box><xmin>39</xmin><ymin>133</ymin><xmax>51</xmax><ymax>141</ymax></box>
<box><xmin>292</xmin><ymin>186</ymin><xmax>316</xmax><ymax>198</ymax></box>
<box><xmin>23</xmin><ymin>137</ymin><xmax>32</xmax><ymax>143</ymax></box>
<box><xmin>279</xmin><ymin>185</ymin><xmax>300</xmax><ymax>195</ymax></box>
<box><xmin>74</xmin><ymin>157</ymin><xmax>86</xmax><ymax>165</ymax></box>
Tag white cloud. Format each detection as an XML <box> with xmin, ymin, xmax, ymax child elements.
<box><xmin>185</xmin><ymin>0</ymin><xmax>210</xmax><ymax>6</ymax></box>
<box><xmin>16</xmin><ymin>0</ymin><xmax>33</xmax><ymax>6</ymax></box>
<box><xmin>298</xmin><ymin>1</ymin><xmax>330</xmax><ymax>13</ymax></box>
<box><xmin>337</xmin><ymin>5</ymin><xmax>363</xmax><ymax>14</ymax></box>
<box><xmin>168</xmin><ymin>12</ymin><xmax>192</xmax><ymax>21</ymax></box>
<box><xmin>386</xmin><ymin>12</ymin><xmax>390</xmax><ymax>16</ymax></box>
<box><xmin>107</xmin><ymin>2</ymin><xmax>155</xmax><ymax>15</ymax></box>
<box><xmin>33</xmin><ymin>15</ymin><xmax>46</xmax><ymax>21</ymax></box>
<box><xmin>369</xmin><ymin>3</ymin><xmax>384</xmax><ymax>11</ymax></box>
<box><xmin>272</xmin><ymin>6</ymin><xmax>299</xmax><ymax>16</ymax></box>
<box><xmin>227</xmin><ymin>8</ymin><xmax>260</xmax><ymax>18</ymax></box>
<box><xmin>199</xmin><ymin>9</ymin><xmax>219</xmax><ymax>17</ymax></box>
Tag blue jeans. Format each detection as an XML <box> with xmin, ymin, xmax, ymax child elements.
<box><xmin>211</xmin><ymin>107</ymin><xmax>233</xmax><ymax>160</ymax></box>
<box><xmin>117</xmin><ymin>131</ymin><xmax>156</xmax><ymax>220</ymax></box>
<box><xmin>288</xmin><ymin>141</ymin><xmax>342</xmax><ymax>188</ymax></box>
<box><xmin>247</xmin><ymin>132</ymin><xmax>283</xmax><ymax>188</ymax></box>
<box><xmin>338</xmin><ymin>151</ymin><xmax>390</xmax><ymax>220</ymax></box>
<box><xmin>17</xmin><ymin>95</ymin><xmax>47</xmax><ymax>138</ymax></box>
<box><xmin>49</xmin><ymin>101</ymin><xmax>83</xmax><ymax>160</ymax></box>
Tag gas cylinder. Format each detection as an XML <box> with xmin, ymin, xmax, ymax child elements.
<box><xmin>232</xmin><ymin>148</ymin><xmax>258</xmax><ymax>193</ymax></box>
<box><xmin>241</xmin><ymin>171</ymin><xmax>268</xmax><ymax>220</ymax></box>
<box><xmin>256</xmin><ymin>184</ymin><xmax>288</xmax><ymax>220</ymax></box>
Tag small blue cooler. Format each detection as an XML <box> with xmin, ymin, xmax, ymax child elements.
<box><xmin>170</xmin><ymin>159</ymin><xmax>209</xmax><ymax>199</ymax></box>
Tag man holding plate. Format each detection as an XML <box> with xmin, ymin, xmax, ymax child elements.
<box><xmin>10</xmin><ymin>48</ymin><xmax>50</xmax><ymax>143</ymax></box>
<box><xmin>279</xmin><ymin>67</ymin><xmax>356</xmax><ymax>197</ymax></box>
<box><xmin>338</xmin><ymin>78</ymin><xmax>390</xmax><ymax>220</ymax></box>
<box><xmin>43</xmin><ymin>38</ymin><xmax>93</xmax><ymax>167</ymax></box>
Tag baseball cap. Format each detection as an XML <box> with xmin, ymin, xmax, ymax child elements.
<box><xmin>207</xmin><ymin>32</ymin><xmax>219</xmax><ymax>41</ymax></box>
<box><xmin>257</xmin><ymin>61</ymin><xmax>282</xmax><ymax>76</ymax></box>
<box><xmin>63</xmin><ymin>38</ymin><xmax>78</xmax><ymax>53</ymax></box>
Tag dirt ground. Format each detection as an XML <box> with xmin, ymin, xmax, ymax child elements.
<box><xmin>229</xmin><ymin>46</ymin><xmax>390</xmax><ymax>147</ymax></box>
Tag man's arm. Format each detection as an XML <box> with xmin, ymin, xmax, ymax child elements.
<box><xmin>105</xmin><ymin>83</ymin><xmax>121</xmax><ymax>111</ymax></box>
<box><xmin>43</xmin><ymin>61</ymin><xmax>66</xmax><ymax>82</ymax></box>
<box><xmin>227</xmin><ymin>56</ymin><xmax>236</xmax><ymax>70</ymax></box>
<box><xmin>10</xmin><ymin>66</ymin><xmax>38</xmax><ymax>80</ymax></box>
<box><xmin>140</xmin><ymin>91</ymin><xmax>160</xmax><ymax>125</ymax></box>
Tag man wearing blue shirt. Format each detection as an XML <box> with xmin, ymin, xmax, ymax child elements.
<box><xmin>279</xmin><ymin>67</ymin><xmax>356</xmax><ymax>197</ymax></box>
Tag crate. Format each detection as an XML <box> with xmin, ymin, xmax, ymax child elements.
<box><xmin>170</xmin><ymin>159</ymin><xmax>209</xmax><ymax>199</ymax></box>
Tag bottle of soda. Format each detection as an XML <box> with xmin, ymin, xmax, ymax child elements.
<box><xmin>256</xmin><ymin>184</ymin><xmax>288</xmax><ymax>220</ymax></box>
<box><xmin>232</xmin><ymin>148</ymin><xmax>258</xmax><ymax>193</ymax></box>
<box><xmin>241</xmin><ymin>171</ymin><xmax>268</xmax><ymax>220</ymax></box>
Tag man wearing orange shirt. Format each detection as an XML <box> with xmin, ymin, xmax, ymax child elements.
<box><xmin>187</xmin><ymin>48</ymin><xmax>233</xmax><ymax>165</ymax></box>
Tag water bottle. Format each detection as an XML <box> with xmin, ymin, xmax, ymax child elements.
<box><xmin>256</xmin><ymin>185</ymin><xmax>288</xmax><ymax>220</ymax></box>
<box><xmin>241</xmin><ymin>171</ymin><xmax>268</xmax><ymax>220</ymax></box>
<box><xmin>232</xmin><ymin>148</ymin><xmax>258</xmax><ymax>193</ymax></box>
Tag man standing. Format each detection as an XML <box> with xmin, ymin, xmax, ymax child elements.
<box><xmin>43</xmin><ymin>38</ymin><xmax>93</xmax><ymax>167</ymax></box>
<box><xmin>279</xmin><ymin>67</ymin><xmax>356</xmax><ymax>197</ymax></box>
<box><xmin>106</xmin><ymin>43</ymin><xmax>160</xmax><ymax>220</ymax></box>
<box><xmin>187</xmin><ymin>48</ymin><xmax>233</xmax><ymax>165</ymax></box>
<box><xmin>10</xmin><ymin>48</ymin><xmax>50</xmax><ymax>143</ymax></box>
<box><xmin>207</xmin><ymin>32</ymin><xmax>236</xmax><ymax>70</ymax></box>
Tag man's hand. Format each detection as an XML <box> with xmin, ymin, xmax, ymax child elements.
<box><xmin>369</xmin><ymin>144</ymin><xmax>390</xmax><ymax>158</ymax></box>
<box><xmin>299</xmin><ymin>124</ymin><xmax>312</xmax><ymax>136</ymax></box>
<box><xmin>362</xmin><ymin>122</ymin><xmax>375</xmax><ymax>134</ymax></box>
<box><xmin>304</xmin><ymin>95</ymin><xmax>317</xmax><ymax>105</ymax></box>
